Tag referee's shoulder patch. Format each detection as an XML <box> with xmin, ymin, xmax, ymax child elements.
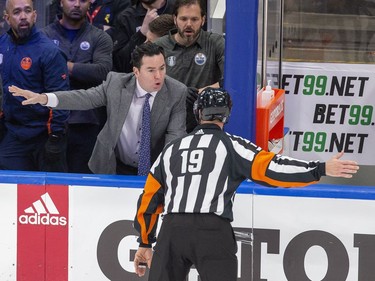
<box><xmin>195</xmin><ymin>129</ymin><xmax>204</xmax><ymax>135</ymax></box>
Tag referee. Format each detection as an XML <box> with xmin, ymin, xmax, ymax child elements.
<box><xmin>133</xmin><ymin>88</ymin><xmax>359</xmax><ymax>281</ymax></box>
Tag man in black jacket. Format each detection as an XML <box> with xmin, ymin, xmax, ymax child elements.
<box><xmin>112</xmin><ymin>0</ymin><xmax>175</xmax><ymax>73</ymax></box>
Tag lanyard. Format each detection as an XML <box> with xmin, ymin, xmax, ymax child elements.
<box><xmin>87</xmin><ymin>6</ymin><xmax>102</xmax><ymax>24</ymax></box>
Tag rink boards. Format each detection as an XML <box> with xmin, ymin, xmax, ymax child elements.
<box><xmin>0</xmin><ymin>171</ymin><xmax>374</xmax><ymax>281</ymax></box>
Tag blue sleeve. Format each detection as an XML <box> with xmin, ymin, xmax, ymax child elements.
<box><xmin>43</xmin><ymin>48</ymin><xmax>70</xmax><ymax>134</ymax></box>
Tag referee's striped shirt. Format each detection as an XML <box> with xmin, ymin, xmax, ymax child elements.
<box><xmin>135</xmin><ymin>123</ymin><xmax>325</xmax><ymax>246</ymax></box>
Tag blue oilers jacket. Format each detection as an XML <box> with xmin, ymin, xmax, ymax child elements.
<box><xmin>0</xmin><ymin>26</ymin><xmax>70</xmax><ymax>140</ymax></box>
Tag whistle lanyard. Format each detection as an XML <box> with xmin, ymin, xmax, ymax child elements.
<box><xmin>87</xmin><ymin>6</ymin><xmax>102</xmax><ymax>24</ymax></box>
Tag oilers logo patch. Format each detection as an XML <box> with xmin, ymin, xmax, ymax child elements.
<box><xmin>167</xmin><ymin>56</ymin><xmax>176</xmax><ymax>67</ymax></box>
<box><xmin>194</xmin><ymin>53</ymin><xmax>206</xmax><ymax>65</ymax></box>
<box><xmin>80</xmin><ymin>41</ymin><xmax>90</xmax><ymax>51</ymax></box>
<box><xmin>20</xmin><ymin>57</ymin><xmax>32</xmax><ymax>70</ymax></box>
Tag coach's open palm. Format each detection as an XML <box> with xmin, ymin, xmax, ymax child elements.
<box><xmin>9</xmin><ymin>85</ymin><xmax>47</xmax><ymax>105</ymax></box>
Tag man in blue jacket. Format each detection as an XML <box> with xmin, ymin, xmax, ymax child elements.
<box><xmin>0</xmin><ymin>0</ymin><xmax>70</xmax><ymax>172</ymax></box>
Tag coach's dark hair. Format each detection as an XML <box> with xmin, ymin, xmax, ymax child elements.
<box><xmin>131</xmin><ymin>42</ymin><xmax>165</xmax><ymax>69</ymax></box>
<box><xmin>173</xmin><ymin>0</ymin><xmax>206</xmax><ymax>17</ymax></box>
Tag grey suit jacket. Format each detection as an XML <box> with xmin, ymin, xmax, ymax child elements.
<box><xmin>54</xmin><ymin>71</ymin><xmax>187</xmax><ymax>174</ymax></box>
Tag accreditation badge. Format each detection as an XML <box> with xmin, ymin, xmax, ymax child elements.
<box><xmin>194</xmin><ymin>53</ymin><xmax>206</xmax><ymax>65</ymax></box>
<box><xmin>167</xmin><ymin>56</ymin><xmax>176</xmax><ymax>67</ymax></box>
<box><xmin>80</xmin><ymin>41</ymin><xmax>90</xmax><ymax>51</ymax></box>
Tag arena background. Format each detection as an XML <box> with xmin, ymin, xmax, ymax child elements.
<box><xmin>0</xmin><ymin>1</ymin><xmax>374</xmax><ymax>280</ymax></box>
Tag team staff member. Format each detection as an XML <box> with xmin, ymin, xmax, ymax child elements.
<box><xmin>48</xmin><ymin>0</ymin><xmax>132</xmax><ymax>38</ymax></box>
<box><xmin>43</xmin><ymin>0</ymin><xmax>113</xmax><ymax>173</ymax></box>
<box><xmin>9</xmin><ymin>43</ymin><xmax>188</xmax><ymax>175</ymax></box>
<box><xmin>112</xmin><ymin>0</ymin><xmax>176</xmax><ymax>73</ymax></box>
<box><xmin>132</xmin><ymin>88</ymin><xmax>359</xmax><ymax>281</ymax></box>
<box><xmin>0</xmin><ymin>0</ymin><xmax>70</xmax><ymax>172</ymax></box>
<box><xmin>154</xmin><ymin>0</ymin><xmax>224</xmax><ymax>132</ymax></box>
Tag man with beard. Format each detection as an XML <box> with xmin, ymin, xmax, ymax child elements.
<box><xmin>48</xmin><ymin>0</ymin><xmax>132</xmax><ymax>39</ymax></box>
<box><xmin>112</xmin><ymin>0</ymin><xmax>176</xmax><ymax>73</ymax></box>
<box><xmin>0</xmin><ymin>0</ymin><xmax>70</xmax><ymax>172</ymax></box>
<box><xmin>42</xmin><ymin>0</ymin><xmax>113</xmax><ymax>173</ymax></box>
<box><xmin>154</xmin><ymin>0</ymin><xmax>224</xmax><ymax>133</ymax></box>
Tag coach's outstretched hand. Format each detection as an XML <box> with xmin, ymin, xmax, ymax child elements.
<box><xmin>9</xmin><ymin>85</ymin><xmax>48</xmax><ymax>105</ymax></box>
<box><xmin>325</xmin><ymin>151</ymin><xmax>359</xmax><ymax>178</ymax></box>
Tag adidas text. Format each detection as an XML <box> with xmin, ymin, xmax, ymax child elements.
<box><xmin>19</xmin><ymin>213</ymin><xmax>67</xmax><ymax>226</ymax></box>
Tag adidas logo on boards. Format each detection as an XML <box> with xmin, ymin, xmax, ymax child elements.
<box><xmin>18</xmin><ymin>192</ymin><xmax>67</xmax><ymax>226</ymax></box>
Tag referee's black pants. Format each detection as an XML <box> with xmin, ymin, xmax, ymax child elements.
<box><xmin>149</xmin><ymin>213</ymin><xmax>238</xmax><ymax>281</ymax></box>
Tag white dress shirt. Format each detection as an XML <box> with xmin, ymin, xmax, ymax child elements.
<box><xmin>116</xmin><ymin>80</ymin><xmax>156</xmax><ymax>167</ymax></box>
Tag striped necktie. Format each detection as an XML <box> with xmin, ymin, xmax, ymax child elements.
<box><xmin>138</xmin><ymin>93</ymin><xmax>152</xmax><ymax>176</ymax></box>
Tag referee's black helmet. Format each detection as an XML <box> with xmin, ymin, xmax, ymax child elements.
<box><xmin>193</xmin><ymin>87</ymin><xmax>232</xmax><ymax>124</ymax></box>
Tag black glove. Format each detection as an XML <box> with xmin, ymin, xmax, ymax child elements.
<box><xmin>186</xmin><ymin>87</ymin><xmax>199</xmax><ymax>106</ymax></box>
<box><xmin>44</xmin><ymin>133</ymin><xmax>66</xmax><ymax>163</ymax></box>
